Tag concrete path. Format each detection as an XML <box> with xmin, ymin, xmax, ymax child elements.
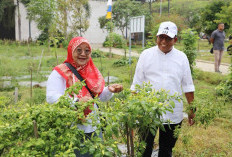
<box><xmin>195</xmin><ymin>60</ymin><xmax>230</xmax><ymax>75</ymax></box>
<box><xmin>92</xmin><ymin>45</ymin><xmax>230</xmax><ymax>75</ymax></box>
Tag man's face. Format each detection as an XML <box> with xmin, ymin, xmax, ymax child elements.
<box><xmin>218</xmin><ymin>24</ymin><xmax>224</xmax><ymax>31</ymax></box>
<box><xmin>156</xmin><ymin>34</ymin><xmax>177</xmax><ymax>53</ymax></box>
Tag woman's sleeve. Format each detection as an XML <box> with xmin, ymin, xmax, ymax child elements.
<box><xmin>46</xmin><ymin>70</ymin><xmax>66</xmax><ymax>104</ymax></box>
<box><xmin>98</xmin><ymin>86</ymin><xmax>114</xmax><ymax>102</ymax></box>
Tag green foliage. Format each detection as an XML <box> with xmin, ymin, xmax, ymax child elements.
<box><xmin>0</xmin><ymin>80</ymin><xmax>178</xmax><ymax>156</ymax></box>
<box><xmin>103</xmin><ymin>33</ymin><xmax>126</xmax><ymax>48</ymax></box>
<box><xmin>0</xmin><ymin>96</ymin><xmax>11</xmax><ymax>108</ymax></box>
<box><xmin>215</xmin><ymin>1</ymin><xmax>232</xmax><ymax>33</ymax></box>
<box><xmin>29</xmin><ymin>88</ymin><xmax>46</xmax><ymax>105</ymax></box>
<box><xmin>27</xmin><ymin>0</ymin><xmax>90</xmax><ymax>43</ymax></box>
<box><xmin>215</xmin><ymin>62</ymin><xmax>232</xmax><ymax>101</ymax></box>
<box><xmin>113</xmin><ymin>58</ymin><xmax>132</xmax><ymax>67</ymax></box>
<box><xmin>112</xmin><ymin>0</ymin><xmax>148</xmax><ymax>35</ymax></box>
<box><xmin>0</xmin><ymin>83</ymin><xmax>83</xmax><ymax>156</ymax></box>
<box><xmin>0</xmin><ymin>0</ymin><xmax>15</xmax><ymax>23</ymax></box>
<box><xmin>200</xmin><ymin>0</ymin><xmax>228</xmax><ymax>35</ymax></box>
<box><xmin>151</xmin><ymin>13</ymin><xmax>188</xmax><ymax>35</ymax></box>
<box><xmin>186</xmin><ymin>92</ymin><xmax>222</xmax><ymax>128</ymax></box>
<box><xmin>27</xmin><ymin>0</ymin><xmax>56</xmax><ymax>31</ymax></box>
<box><xmin>69</xmin><ymin>0</ymin><xmax>91</xmax><ymax>37</ymax></box>
<box><xmin>98</xmin><ymin>16</ymin><xmax>109</xmax><ymax>30</ymax></box>
<box><xmin>181</xmin><ymin>29</ymin><xmax>199</xmax><ymax>74</ymax></box>
<box><xmin>109</xmin><ymin>83</ymin><xmax>179</xmax><ymax>155</ymax></box>
<box><xmin>91</xmin><ymin>49</ymin><xmax>105</xmax><ymax>58</ymax></box>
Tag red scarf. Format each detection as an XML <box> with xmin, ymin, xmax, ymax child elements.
<box><xmin>54</xmin><ymin>37</ymin><xmax>105</xmax><ymax>116</ymax></box>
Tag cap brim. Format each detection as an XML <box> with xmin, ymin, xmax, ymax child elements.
<box><xmin>157</xmin><ymin>31</ymin><xmax>175</xmax><ymax>38</ymax></box>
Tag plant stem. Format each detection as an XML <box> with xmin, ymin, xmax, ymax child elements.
<box><xmin>130</xmin><ymin>128</ymin><xmax>134</xmax><ymax>157</ymax></box>
<box><xmin>126</xmin><ymin>123</ymin><xmax>130</xmax><ymax>156</ymax></box>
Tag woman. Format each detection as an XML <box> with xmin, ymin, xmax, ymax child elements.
<box><xmin>46</xmin><ymin>36</ymin><xmax>123</xmax><ymax>156</ymax></box>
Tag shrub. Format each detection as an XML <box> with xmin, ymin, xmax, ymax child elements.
<box><xmin>103</xmin><ymin>33</ymin><xmax>125</xmax><ymax>48</ymax></box>
<box><xmin>31</xmin><ymin>88</ymin><xmax>46</xmax><ymax>105</ymax></box>
<box><xmin>91</xmin><ymin>49</ymin><xmax>105</xmax><ymax>58</ymax></box>
<box><xmin>181</xmin><ymin>29</ymin><xmax>199</xmax><ymax>75</ymax></box>
<box><xmin>216</xmin><ymin>63</ymin><xmax>232</xmax><ymax>101</ymax></box>
<box><xmin>113</xmin><ymin>58</ymin><xmax>133</xmax><ymax>67</ymax></box>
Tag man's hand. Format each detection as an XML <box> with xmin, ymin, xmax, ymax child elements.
<box><xmin>188</xmin><ymin>109</ymin><xmax>195</xmax><ymax>126</ymax></box>
<box><xmin>108</xmin><ymin>84</ymin><xmax>123</xmax><ymax>93</ymax></box>
<box><xmin>185</xmin><ymin>92</ymin><xmax>195</xmax><ymax>126</ymax></box>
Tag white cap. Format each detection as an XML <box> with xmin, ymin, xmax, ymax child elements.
<box><xmin>156</xmin><ymin>21</ymin><xmax>178</xmax><ymax>38</ymax></box>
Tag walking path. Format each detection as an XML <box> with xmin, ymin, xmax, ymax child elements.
<box><xmin>92</xmin><ymin>45</ymin><xmax>230</xmax><ymax>75</ymax></box>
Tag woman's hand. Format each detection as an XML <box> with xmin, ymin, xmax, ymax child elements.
<box><xmin>108</xmin><ymin>84</ymin><xmax>123</xmax><ymax>93</ymax></box>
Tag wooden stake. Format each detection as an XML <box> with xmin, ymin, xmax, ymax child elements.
<box><xmin>37</xmin><ymin>49</ymin><xmax>44</xmax><ymax>75</ymax></box>
<box><xmin>126</xmin><ymin>123</ymin><xmax>131</xmax><ymax>156</ymax></box>
<box><xmin>14</xmin><ymin>87</ymin><xmax>18</xmax><ymax>104</ymax></box>
<box><xmin>30</xmin><ymin>67</ymin><xmax>33</xmax><ymax>99</ymax></box>
<box><xmin>33</xmin><ymin>120</ymin><xmax>39</xmax><ymax>138</ymax></box>
<box><xmin>107</xmin><ymin>71</ymin><xmax>110</xmax><ymax>86</ymax></box>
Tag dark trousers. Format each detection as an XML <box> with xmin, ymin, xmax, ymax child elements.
<box><xmin>142</xmin><ymin>122</ymin><xmax>182</xmax><ymax>157</ymax></box>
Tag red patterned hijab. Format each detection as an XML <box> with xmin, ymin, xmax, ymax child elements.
<box><xmin>54</xmin><ymin>37</ymin><xmax>105</xmax><ymax>115</ymax></box>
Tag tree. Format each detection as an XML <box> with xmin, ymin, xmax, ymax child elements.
<box><xmin>215</xmin><ymin>1</ymin><xmax>232</xmax><ymax>33</ymax></box>
<box><xmin>26</xmin><ymin>0</ymin><xmax>91</xmax><ymax>41</ymax></box>
<box><xmin>0</xmin><ymin>0</ymin><xmax>14</xmax><ymax>24</ymax></box>
<box><xmin>112</xmin><ymin>0</ymin><xmax>148</xmax><ymax>37</ymax></box>
<box><xmin>151</xmin><ymin>13</ymin><xmax>188</xmax><ymax>36</ymax></box>
<box><xmin>27</xmin><ymin>0</ymin><xmax>56</xmax><ymax>33</ymax></box>
<box><xmin>200</xmin><ymin>0</ymin><xmax>228</xmax><ymax>35</ymax></box>
<box><xmin>69</xmin><ymin>0</ymin><xmax>91</xmax><ymax>37</ymax></box>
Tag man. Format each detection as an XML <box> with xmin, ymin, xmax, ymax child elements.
<box><xmin>130</xmin><ymin>21</ymin><xmax>195</xmax><ymax>157</ymax></box>
<box><xmin>210</xmin><ymin>23</ymin><xmax>225</xmax><ymax>73</ymax></box>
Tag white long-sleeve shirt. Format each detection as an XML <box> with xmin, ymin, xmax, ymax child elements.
<box><xmin>131</xmin><ymin>46</ymin><xmax>195</xmax><ymax>124</ymax></box>
<box><xmin>46</xmin><ymin>70</ymin><xmax>113</xmax><ymax>133</ymax></box>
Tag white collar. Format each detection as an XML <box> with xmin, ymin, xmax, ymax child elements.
<box><xmin>157</xmin><ymin>46</ymin><xmax>174</xmax><ymax>56</ymax></box>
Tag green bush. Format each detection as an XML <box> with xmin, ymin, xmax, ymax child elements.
<box><xmin>61</xmin><ymin>40</ymin><xmax>69</xmax><ymax>49</ymax></box>
<box><xmin>216</xmin><ymin>64</ymin><xmax>232</xmax><ymax>101</ymax></box>
<box><xmin>31</xmin><ymin>88</ymin><xmax>46</xmax><ymax>105</ymax></box>
<box><xmin>91</xmin><ymin>49</ymin><xmax>105</xmax><ymax>58</ymax></box>
<box><xmin>113</xmin><ymin>58</ymin><xmax>132</xmax><ymax>67</ymax></box>
<box><xmin>103</xmin><ymin>33</ymin><xmax>125</xmax><ymax>48</ymax></box>
<box><xmin>181</xmin><ymin>29</ymin><xmax>199</xmax><ymax>75</ymax></box>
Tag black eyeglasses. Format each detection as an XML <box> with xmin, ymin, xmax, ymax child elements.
<box><xmin>75</xmin><ymin>48</ymin><xmax>91</xmax><ymax>55</ymax></box>
<box><xmin>158</xmin><ymin>35</ymin><xmax>174</xmax><ymax>42</ymax></box>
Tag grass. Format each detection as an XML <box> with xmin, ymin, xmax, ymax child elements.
<box><xmin>0</xmin><ymin>42</ymin><xmax>231</xmax><ymax>156</ymax></box>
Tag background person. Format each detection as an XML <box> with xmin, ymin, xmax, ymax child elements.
<box><xmin>210</xmin><ymin>23</ymin><xmax>225</xmax><ymax>73</ymax></box>
<box><xmin>130</xmin><ymin>21</ymin><xmax>195</xmax><ymax>157</ymax></box>
<box><xmin>46</xmin><ymin>36</ymin><xmax>123</xmax><ymax>157</ymax></box>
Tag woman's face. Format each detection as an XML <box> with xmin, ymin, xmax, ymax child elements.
<box><xmin>72</xmin><ymin>43</ymin><xmax>91</xmax><ymax>66</ymax></box>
